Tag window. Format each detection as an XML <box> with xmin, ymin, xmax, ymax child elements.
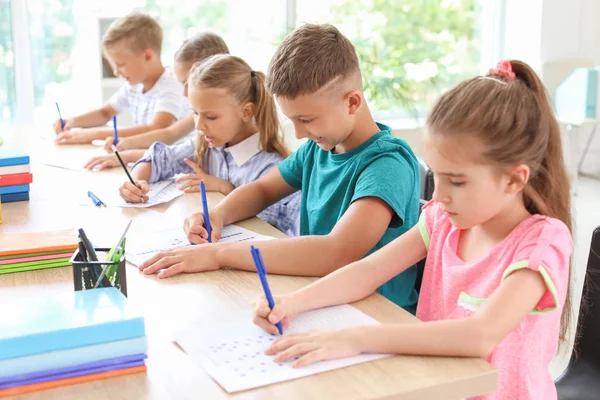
<box><xmin>297</xmin><ymin>0</ymin><xmax>486</xmax><ymax>119</ymax></box>
<box><xmin>140</xmin><ymin>0</ymin><xmax>286</xmax><ymax>73</ymax></box>
<box><xmin>6</xmin><ymin>0</ymin><xmax>499</xmax><ymax>125</ymax></box>
<box><xmin>28</xmin><ymin>0</ymin><xmax>77</xmax><ymax>109</ymax></box>
<box><xmin>0</xmin><ymin>0</ymin><xmax>16</xmax><ymax>124</ymax></box>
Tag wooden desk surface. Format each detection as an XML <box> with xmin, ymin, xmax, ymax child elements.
<box><xmin>0</xmin><ymin>127</ymin><xmax>497</xmax><ymax>399</ymax></box>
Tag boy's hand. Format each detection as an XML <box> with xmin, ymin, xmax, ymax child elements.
<box><xmin>104</xmin><ymin>136</ymin><xmax>130</xmax><ymax>153</ymax></box>
<box><xmin>176</xmin><ymin>158</ymin><xmax>223</xmax><ymax>193</ymax></box>
<box><xmin>183</xmin><ymin>210</ymin><xmax>224</xmax><ymax>244</ymax></box>
<box><xmin>265</xmin><ymin>328</ymin><xmax>362</xmax><ymax>368</ymax></box>
<box><xmin>138</xmin><ymin>244</ymin><xmax>220</xmax><ymax>278</ymax></box>
<box><xmin>85</xmin><ymin>154</ymin><xmax>120</xmax><ymax>171</ymax></box>
<box><xmin>252</xmin><ymin>294</ymin><xmax>298</xmax><ymax>335</ymax></box>
<box><xmin>53</xmin><ymin>119</ymin><xmax>72</xmax><ymax>134</ymax></box>
<box><xmin>55</xmin><ymin>129</ymin><xmax>95</xmax><ymax>145</ymax></box>
<box><xmin>119</xmin><ymin>180</ymin><xmax>150</xmax><ymax>203</ymax></box>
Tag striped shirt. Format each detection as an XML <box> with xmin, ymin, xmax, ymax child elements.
<box><xmin>108</xmin><ymin>68</ymin><xmax>186</xmax><ymax>125</ymax></box>
<box><xmin>134</xmin><ymin>134</ymin><xmax>301</xmax><ymax>236</ymax></box>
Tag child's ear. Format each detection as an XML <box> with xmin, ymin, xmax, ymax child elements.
<box><xmin>143</xmin><ymin>49</ymin><xmax>154</xmax><ymax>62</ymax></box>
<box><xmin>345</xmin><ymin>90</ymin><xmax>363</xmax><ymax>115</ymax></box>
<box><xmin>241</xmin><ymin>102</ymin><xmax>255</xmax><ymax>122</ymax></box>
<box><xmin>506</xmin><ymin>164</ymin><xmax>530</xmax><ymax>194</ymax></box>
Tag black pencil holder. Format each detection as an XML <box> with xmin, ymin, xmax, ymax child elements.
<box><xmin>70</xmin><ymin>247</ymin><xmax>128</xmax><ymax>297</ymax></box>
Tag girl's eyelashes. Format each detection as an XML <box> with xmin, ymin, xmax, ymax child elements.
<box><xmin>450</xmin><ymin>180</ymin><xmax>465</xmax><ymax>187</ymax></box>
<box><xmin>298</xmin><ymin>118</ymin><xmax>313</xmax><ymax>124</ymax></box>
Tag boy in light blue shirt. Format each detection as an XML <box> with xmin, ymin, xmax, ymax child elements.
<box><xmin>139</xmin><ymin>23</ymin><xmax>420</xmax><ymax>313</ymax></box>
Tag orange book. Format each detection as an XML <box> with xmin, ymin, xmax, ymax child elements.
<box><xmin>0</xmin><ymin>365</ymin><xmax>146</xmax><ymax>397</ymax></box>
<box><xmin>0</xmin><ymin>229</ymin><xmax>78</xmax><ymax>257</ymax></box>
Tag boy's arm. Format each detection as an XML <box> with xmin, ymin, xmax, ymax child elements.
<box><xmin>107</xmin><ymin>114</ymin><xmax>194</xmax><ymax>151</ymax></box>
<box><xmin>141</xmin><ymin>154</ymin><xmax>415</xmax><ymax>278</ymax></box>
<box><xmin>65</xmin><ymin>104</ymin><xmax>116</xmax><ymax>129</ymax></box>
<box><xmin>214</xmin><ymin>196</ymin><xmax>394</xmax><ymax>276</ymax></box>
<box><xmin>56</xmin><ymin>112</ymin><xmax>177</xmax><ymax>144</ymax></box>
<box><xmin>142</xmin><ymin>185</ymin><xmax>396</xmax><ymax>278</ymax></box>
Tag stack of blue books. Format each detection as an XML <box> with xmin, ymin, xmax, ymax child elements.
<box><xmin>0</xmin><ymin>288</ymin><xmax>147</xmax><ymax>396</ymax></box>
<box><xmin>0</xmin><ymin>147</ymin><xmax>32</xmax><ymax>203</ymax></box>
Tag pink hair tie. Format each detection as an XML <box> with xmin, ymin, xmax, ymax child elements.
<box><xmin>489</xmin><ymin>60</ymin><xmax>516</xmax><ymax>80</ymax></box>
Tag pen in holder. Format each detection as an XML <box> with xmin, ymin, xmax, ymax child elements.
<box><xmin>70</xmin><ymin>247</ymin><xmax>128</xmax><ymax>297</ymax></box>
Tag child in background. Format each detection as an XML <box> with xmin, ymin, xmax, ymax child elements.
<box><xmin>84</xmin><ymin>32</ymin><xmax>230</xmax><ymax>170</ymax></box>
<box><xmin>119</xmin><ymin>54</ymin><xmax>301</xmax><ymax>237</ymax></box>
<box><xmin>54</xmin><ymin>13</ymin><xmax>185</xmax><ymax>144</ymax></box>
<box><xmin>138</xmin><ymin>24</ymin><xmax>421</xmax><ymax>314</ymax></box>
<box><xmin>253</xmin><ymin>61</ymin><xmax>572</xmax><ymax>400</ymax></box>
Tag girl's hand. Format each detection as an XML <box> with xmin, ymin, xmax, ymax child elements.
<box><xmin>265</xmin><ymin>328</ymin><xmax>362</xmax><ymax>368</ymax></box>
<box><xmin>85</xmin><ymin>154</ymin><xmax>120</xmax><ymax>170</ymax></box>
<box><xmin>183</xmin><ymin>209</ymin><xmax>224</xmax><ymax>244</ymax></box>
<box><xmin>252</xmin><ymin>294</ymin><xmax>299</xmax><ymax>335</ymax></box>
<box><xmin>55</xmin><ymin>128</ymin><xmax>94</xmax><ymax>145</ymax></box>
<box><xmin>104</xmin><ymin>136</ymin><xmax>130</xmax><ymax>153</ymax></box>
<box><xmin>119</xmin><ymin>180</ymin><xmax>150</xmax><ymax>203</ymax></box>
<box><xmin>138</xmin><ymin>244</ymin><xmax>219</xmax><ymax>278</ymax></box>
<box><xmin>175</xmin><ymin>158</ymin><xmax>216</xmax><ymax>192</ymax></box>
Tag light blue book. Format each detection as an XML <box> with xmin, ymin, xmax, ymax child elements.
<box><xmin>0</xmin><ymin>288</ymin><xmax>145</xmax><ymax>360</ymax></box>
<box><xmin>0</xmin><ymin>184</ymin><xmax>29</xmax><ymax>195</ymax></box>
<box><xmin>0</xmin><ymin>336</ymin><xmax>147</xmax><ymax>378</ymax></box>
<box><xmin>0</xmin><ymin>147</ymin><xmax>29</xmax><ymax>167</ymax></box>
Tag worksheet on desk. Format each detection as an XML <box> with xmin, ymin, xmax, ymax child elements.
<box><xmin>82</xmin><ymin>179</ymin><xmax>184</xmax><ymax>208</ymax></box>
<box><xmin>173</xmin><ymin>304</ymin><xmax>391</xmax><ymax>393</ymax></box>
<box><xmin>126</xmin><ymin>224</ymin><xmax>275</xmax><ymax>267</ymax></box>
<box><xmin>113</xmin><ymin>180</ymin><xmax>184</xmax><ymax>208</ymax></box>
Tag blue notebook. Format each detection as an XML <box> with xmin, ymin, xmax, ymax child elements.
<box><xmin>0</xmin><ymin>192</ymin><xmax>29</xmax><ymax>203</ymax></box>
<box><xmin>0</xmin><ymin>288</ymin><xmax>145</xmax><ymax>361</ymax></box>
<box><xmin>0</xmin><ymin>185</ymin><xmax>29</xmax><ymax>195</ymax></box>
<box><xmin>0</xmin><ymin>148</ymin><xmax>29</xmax><ymax>167</ymax></box>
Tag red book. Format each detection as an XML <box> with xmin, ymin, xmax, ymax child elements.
<box><xmin>0</xmin><ymin>173</ymin><xmax>33</xmax><ymax>187</ymax></box>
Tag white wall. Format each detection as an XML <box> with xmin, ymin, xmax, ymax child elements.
<box><xmin>500</xmin><ymin>0</ymin><xmax>600</xmax><ymax>174</ymax></box>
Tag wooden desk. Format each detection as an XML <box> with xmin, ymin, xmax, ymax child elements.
<box><xmin>0</xmin><ymin>128</ymin><xmax>497</xmax><ymax>399</ymax></box>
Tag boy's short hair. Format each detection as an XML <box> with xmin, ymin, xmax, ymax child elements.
<box><xmin>174</xmin><ymin>32</ymin><xmax>229</xmax><ymax>64</ymax></box>
<box><xmin>102</xmin><ymin>12</ymin><xmax>163</xmax><ymax>54</ymax></box>
<box><xmin>266</xmin><ymin>23</ymin><xmax>360</xmax><ymax>99</ymax></box>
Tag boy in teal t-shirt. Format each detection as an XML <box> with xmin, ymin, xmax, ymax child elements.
<box><xmin>138</xmin><ymin>24</ymin><xmax>420</xmax><ymax>313</ymax></box>
<box><xmin>279</xmin><ymin>123</ymin><xmax>419</xmax><ymax>311</ymax></box>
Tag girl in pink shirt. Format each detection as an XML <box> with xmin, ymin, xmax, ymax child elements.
<box><xmin>252</xmin><ymin>60</ymin><xmax>573</xmax><ymax>400</ymax></box>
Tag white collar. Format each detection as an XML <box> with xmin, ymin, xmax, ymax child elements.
<box><xmin>224</xmin><ymin>132</ymin><xmax>262</xmax><ymax>166</ymax></box>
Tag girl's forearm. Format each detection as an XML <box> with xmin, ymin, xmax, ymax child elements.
<box><xmin>354</xmin><ymin>317</ymin><xmax>493</xmax><ymax>358</ymax></box>
<box><xmin>131</xmin><ymin>161</ymin><xmax>152</xmax><ymax>181</ymax></box>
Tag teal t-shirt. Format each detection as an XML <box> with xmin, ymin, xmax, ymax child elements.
<box><xmin>279</xmin><ymin>123</ymin><xmax>420</xmax><ymax>313</ymax></box>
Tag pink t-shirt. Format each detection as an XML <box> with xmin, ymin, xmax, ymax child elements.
<box><xmin>417</xmin><ymin>200</ymin><xmax>572</xmax><ymax>400</ymax></box>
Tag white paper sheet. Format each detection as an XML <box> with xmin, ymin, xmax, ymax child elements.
<box><xmin>174</xmin><ymin>305</ymin><xmax>391</xmax><ymax>393</ymax></box>
<box><xmin>126</xmin><ymin>224</ymin><xmax>274</xmax><ymax>266</ymax></box>
<box><xmin>112</xmin><ymin>180</ymin><xmax>184</xmax><ymax>208</ymax></box>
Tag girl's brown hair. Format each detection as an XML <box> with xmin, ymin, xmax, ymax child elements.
<box><xmin>427</xmin><ymin>60</ymin><xmax>572</xmax><ymax>340</ymax></box>
<box><xmin>174</xmin><ymin>32</ymin><xmax>229</xmax><ymax>64</ymax></box>
<box><xmin>188</xmin><ymin>54</ymin><xmax>289</xmax><ymax>168</ymax></box>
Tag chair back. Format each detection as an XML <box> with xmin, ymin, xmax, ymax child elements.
<box><xmin>573</xmin><ymin>227</ymin><xmax>600</xmax><ymax>365</ymax></box>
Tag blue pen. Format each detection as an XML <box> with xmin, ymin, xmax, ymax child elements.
<box><xmin>251</xmin><ymin>246</ymin><xmax>283</xmax><ymax>335</ymax></box>
<box><xmin>112</xmin><ymin>115</ymin><xmax>119</xmax><ymax>146</ymax></box>
<box><xmin>87</xmin><ymin>190</ymin><xmax>106</xmax><ymax>207</ymax></box>
<box><xmin>55</xmin><ymin>102</ymin><xmax>65</xmax><ymax>129</ymax></box>
<box><xmin>200</xmin><ymin>181</ymin><xmax>212</xmax><ymax>243</ymax></box>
